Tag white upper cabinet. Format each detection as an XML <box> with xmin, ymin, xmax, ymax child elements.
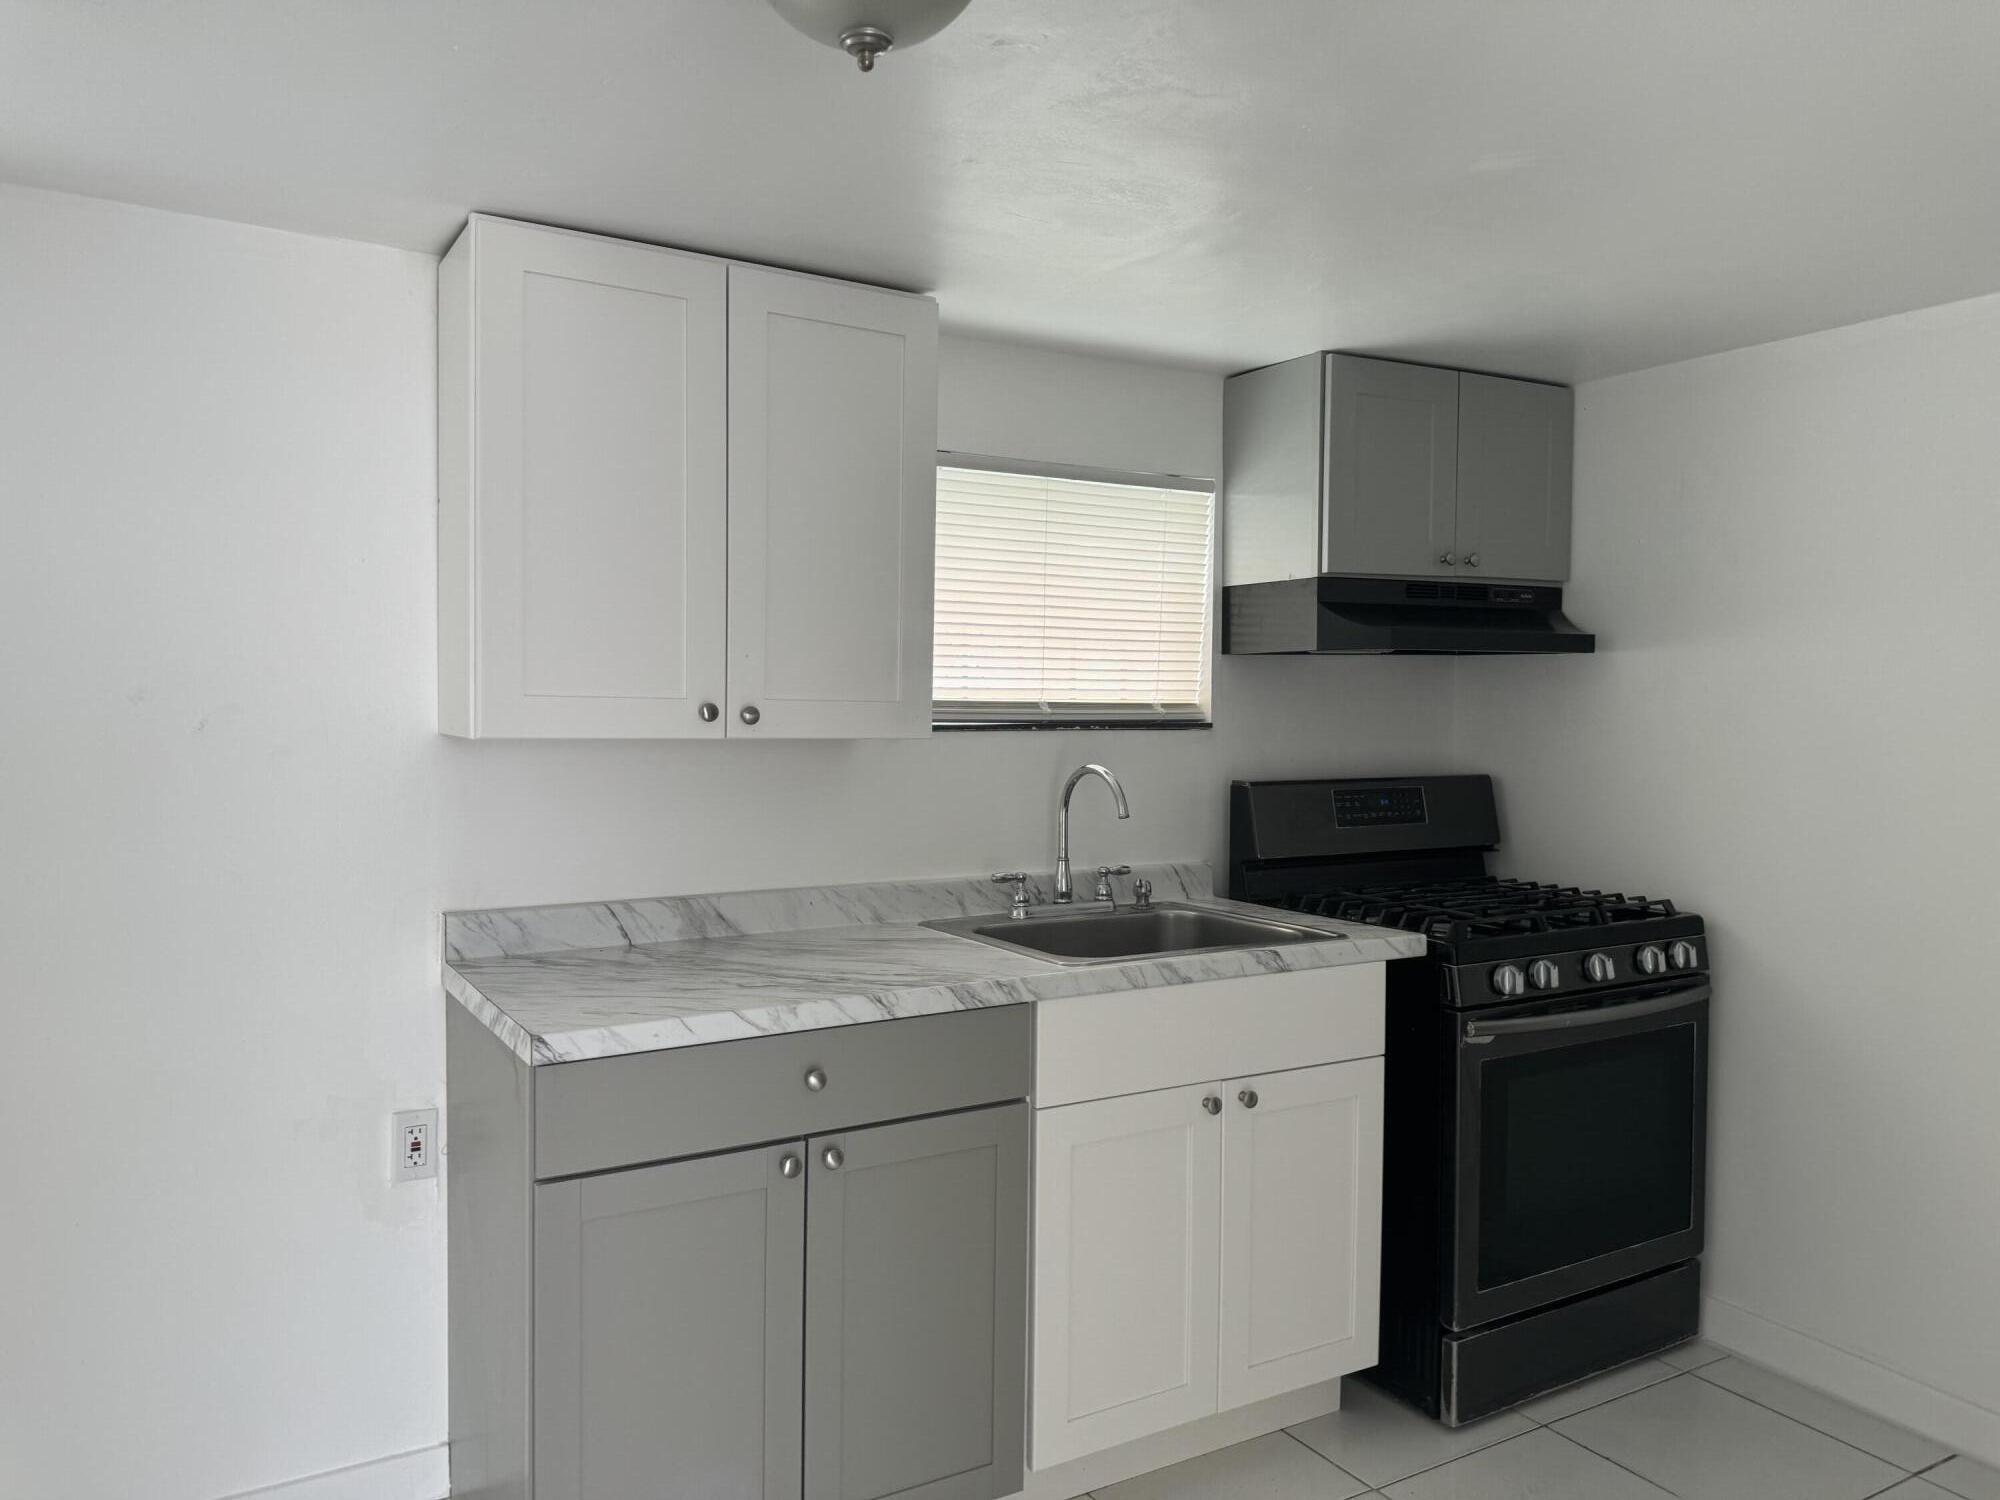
<box><xmin>438</xmin><ymin>217</ymin><xmax>937</xmax><ymax>739</ymax></box>
<box><xmin>726</xmin><ymin>266</ymin><xmax>937</xmax><ymax>739</ymax></box>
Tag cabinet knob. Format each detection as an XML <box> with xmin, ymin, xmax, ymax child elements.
<box><xmin>1201</xmin><ymin>1095</ymin><xmax>1221</xmax><ymax>1116</ymax></box>
<box><xmin>821</xmin><ymin>1144</ymin><xmax>844</xmax><ymax>1171</ymax></box>
<box><xmin>1438</xmin><ymin>552</ymin><xmax>1457</xmax><ymax>566</ymax></box>
<box><xmin>739</xmin><ymin>705</ymin><xmax>761</xmax><ymax>726</ymax></box>
<box><xmin>698</xmin><ymin>702</ymin><xmax>719</xmax><ymax>723</ymax></box>
<box><xmin>1465</xmin><ymin>553</ymin><xmax>1481</xmax><ymax>568</ymax></box>
<box><xmin>803</xmin><ymin>1066</ymin><xmax>827</xmax><ymax>1092</ymax></box>
<box><xmin>778</xmin><ymin>1154</ymin><xmax>802</xmax><ymax>1179</ymax></box>
<box><xmin>1238</xmin><ymin>1088</ymin><xmax>1260</xmax><ymax>1109</ymax></box>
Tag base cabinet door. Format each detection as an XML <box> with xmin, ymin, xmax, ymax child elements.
<box><xmin>1217</xmin><ymin>1058</ymin><xmax>1385</xmax><ymax>1410</ymax></box>
<box><xmin>534</xmin><ymin>1143</ymin><xmax>806</xmax><ymax>1500</ymax></box>
<box><xmin>805</xmin><ymin>1103</ymin><xmax>1029</xmax><ymax>1500</ymax></box>
<box><xmin>1031</xmin><ymin>1084</ymin><xmax>1223</xmax><ymax>1468</ymax></box>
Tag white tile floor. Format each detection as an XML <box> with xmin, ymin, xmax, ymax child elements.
<box><xmin>1075</xmin><ymin>1341</ymin><xmax>2000</xmax><ymax>1500</ymax></box>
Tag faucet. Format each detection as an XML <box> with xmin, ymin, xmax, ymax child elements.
<box><xmin>1054</xmin><ymin>764</ymin><xmax>1130</xmax><ymax>903</ymax></box>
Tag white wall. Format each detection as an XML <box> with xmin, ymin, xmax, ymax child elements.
<box><xmin>1452</xmin><ymin>295</ymin><xmax>2000</xmax><ymax>1459</ymax></box>
<box><xmin>0</xmin><ymin>187</ymin><xmax>444</xmax><ymax>1500</ymax></box>
<box><xmin>0</xmin><ymin>185</ymin><xmax>1453</xmax><ymax>1500</ymax></box>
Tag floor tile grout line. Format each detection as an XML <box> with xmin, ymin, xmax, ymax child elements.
<box><xmin>1687</xmin><ymin>1359</ymin><xmax>1950</xmax><ymax>1472</ymax></box>
<box><xmin>1277</xmin><ymin>1425</ymin><xmax>1373</xmax><ymax>1492</ymax></box>
<box><xmin>1517</xmin><ymin>1362</ymin><xmax>1684</xmax><ymax>1427</ymax></box>
<box><xmin>1544</xmin><ymin>1422</ymin><xmax>1683</xmax><ymax>1496</ymax></box>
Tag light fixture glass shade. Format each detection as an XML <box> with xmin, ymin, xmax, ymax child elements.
<box><xmin>767</xmin><ymin>0</ymin><xmax>974</xmax><ymax>70</ymax></box>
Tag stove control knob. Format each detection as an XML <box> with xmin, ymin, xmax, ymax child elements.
<box><xmin>1584</xmin><ymin>951</ymin><xmax>1617</xmax><ymax>983</ymax></box>
<box><xmin>1635</xmin><ymin>945</ymin><xmax>1666</xmax><ymax>977</ymax></box>
<box><xmin>1669</xmin><ymin>940</ymin><xmax>1700</xmax><ymax>971</ymax></box>
<box><xmin>1528</xmin><ymin>959</ymin><xmax>1561</xmax><ymax>991</ymax></box>
<box><xmin>1490</xmin><ymin>964</ymin><xmax>1527</xmax><ymax>997</ymax></box>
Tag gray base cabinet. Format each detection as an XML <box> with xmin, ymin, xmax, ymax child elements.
<box><xmin>805</xmin><ymin>1106</ymin><xmax>1028</xmax><ymax>1500</ymax></box>
<box><xmin>534</xmin><ymin>1145</ymin><xmax>806</xmax><ymax>1500</ymax></box>
<box><xmin>449</xmin><ymin>1006</ymin><xmax>1033</xmax><ymax>1500</ymax></box>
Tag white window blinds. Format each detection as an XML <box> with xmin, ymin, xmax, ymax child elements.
<box><xmin>933</xmin><ymin>461</ymin><xmax>1215</xmax><ymax>723</ymax></box>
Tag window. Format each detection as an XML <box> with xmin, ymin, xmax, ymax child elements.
<box><xmin>932</xmin><ymin>457</ymin><xmax>1215</xmax><ymax>726</ymax></box>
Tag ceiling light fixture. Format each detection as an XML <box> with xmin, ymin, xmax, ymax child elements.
<box><xmin>766</xmin><ymin>0</ymin><xmax>973</xmax><ymax>72</ymax></box>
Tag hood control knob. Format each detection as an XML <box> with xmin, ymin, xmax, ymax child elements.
<box><xmin>1528</xmin><ymin>959</ymin><xmax>1560</xmax><ymax>991</ymax></box>
<box><xmin>1585</xmin><ymin>952</ymin><xmax>1617</xmax><ymax>983</ymax></box>
<box><xmin>1669</xmin><ymin>940</ymin><xmax>1699</xmax><ymax>971</ymax></box>
<box><xmin>1491</xmin><ymin>964</ymin><xmax>1526</xmax><ymax>997</ymax></box>
<box><xmin>1635</xmin><ymin>945</ymin><xmax>1666</xmax><ymax>977</ymax></box>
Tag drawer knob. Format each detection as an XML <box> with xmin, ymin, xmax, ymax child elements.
<box><xmin>804</xmin><ymin>1066</ymin><xmax>827</xmax><ymax>1092</ymax></box>
<box><xmin>778</xmin><ymin>1154</ymin><xmax>801</xmax><ymax>1179</ymax></box>
<box><xmin>1238</xmin><ymin>1088</ymin><xmax>1260</xmax><ymax>1109</ymax></box>
<box><xmin>698</xmin><ymin>702</ymin><xmax>719</xmax><ymax>723</ymax></box>
<box><xmin>1201</xmin><ymin>1095</ymin><xmax>1221</xmax><ymax>1116</ymax></box>
<box><xmin>740</xmin><ymin>705</ymin><xmax>761</xmax><ymax>726</ymax></box>
<box><xmin>821</xmin><ymin>1144</ymin><xmax>844</xmax><ymax>1171</ymax></box>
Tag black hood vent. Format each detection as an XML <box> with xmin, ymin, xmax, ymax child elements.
<box><xmin>1224</xmin><ymin>577</ymin><xmax>1596</xmax><ymax>655</ymax></box>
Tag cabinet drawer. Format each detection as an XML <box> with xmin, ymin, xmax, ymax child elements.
<box><xmin>535</xmin><ymin>1007</ymin><xmax>1033</xmax><ymax>1179</ymax></box>
<box><xmin>1035</xmin><ymin>964</ymin><xmax>1384</xmax><ymax>1109</ymax></box>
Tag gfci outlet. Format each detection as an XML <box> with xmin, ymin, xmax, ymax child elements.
<box><xmin>394</xmin><ymin>1108</ymin><xmax>438</xmax><ymax>1182</ymax></box>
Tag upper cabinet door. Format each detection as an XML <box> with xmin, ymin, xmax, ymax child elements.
<box><xmin>727</xmin><ymin>266</ymin><xmax>937</xmax><ymax>739</ymax></box>
<box><xmin>441</xmin><ymin>217</ymin><xmax>730</xmax><ymax>738</ymax></box>
<box><xmin>534</xmin><ymin>1143</ymin><xmax>806</xmax><ymax>1500</ymax></box>
<box><xmin>1217</xmin><ymin>1057</ymin><xmax>1384</xmax><ymax>1411</ymax></box>
<box><xmin>1455</xmin><ymin>372</ymin><xmax>1574</xmax><ymax>583</ymax></box>
<box><xmin>804</xmin><ymin>1103</ymin><xmax>1028</xmax><ymax>1500</ymax></box>
<box><xmin>1323</xmin><ymin>355</ymin><xmax>1460</xmax><ymax>579</ymax></box>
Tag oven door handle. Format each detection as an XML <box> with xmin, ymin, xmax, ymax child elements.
<box><xmin>1463</xmin><ymin>981</ymin><xmax>1711</xmax><ymax>1043</ymax></box>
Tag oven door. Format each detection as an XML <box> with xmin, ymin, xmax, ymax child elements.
<box><xmin>1448</xmin><ymin>977</ymin><xmax>1708</xmax><ymax>1331</ymax></box>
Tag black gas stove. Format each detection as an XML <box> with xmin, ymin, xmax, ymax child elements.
<box><xmin>1230</xmin><ymin>774</ymin><xmax>1711</xmax><ymax>1426</ymax></box>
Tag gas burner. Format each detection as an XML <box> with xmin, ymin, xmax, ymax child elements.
<box><xmin>1275</xmin><ymin>876</ymin><xmax>1679</xmax><ymax>949</ymax></box>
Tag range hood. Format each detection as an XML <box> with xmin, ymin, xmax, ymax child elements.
<box><xmin>1224</xmin><ymin>577</ymin><xmax>1596</xmax><ymax>655</ymax></box>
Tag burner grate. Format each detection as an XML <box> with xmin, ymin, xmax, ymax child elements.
<box><xmin>1276</xmin><ymin>876</ymin><xmax>1679</xmax><ymax>946</ymax></box>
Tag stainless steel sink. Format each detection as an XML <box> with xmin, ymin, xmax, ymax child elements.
<box><xmin>924</xmin><ymin>902</ymin><xmax>1338</xmax><ymax>966</ymax></box>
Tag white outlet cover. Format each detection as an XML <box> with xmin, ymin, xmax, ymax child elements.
<box><xmin>393</xmin><ymin>1107</ymin><xmax>438</xmax><ymax>1182</ymax></box>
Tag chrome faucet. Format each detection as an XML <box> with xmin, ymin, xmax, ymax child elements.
<box><xmin>1054</xmin><ymin>764</ymin><xmax>1130</xmax><ymax>903</ymax></box>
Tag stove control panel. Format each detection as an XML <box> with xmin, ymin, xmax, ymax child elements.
<box><xmin>1452</xmin><ymin>935</ymin><xmax>1707</xmax><ymax>1007</ymax></box>
<box><xmin>1332</xmin><ymin>784</ymin><xmax>1428</xmax><ymax>828</ymax></box>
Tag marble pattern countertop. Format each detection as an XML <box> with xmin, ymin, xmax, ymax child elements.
<box><xmin>443</xmin><ymin>863</ymin><xmax>1427</xmax><ymax>1066</ymax></box>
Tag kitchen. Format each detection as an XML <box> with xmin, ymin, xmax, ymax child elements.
<box><xmin>4</xmin><ymin>5</ymin><xmax>1998</xmax><ymax>1500</ymax></box>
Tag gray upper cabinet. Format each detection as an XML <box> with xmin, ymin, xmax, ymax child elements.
<box><xmin>1222</xmin><ymin>352</ymin><xmax>1574</xmax><ymax>588</ymax></box>
<box><xmin>1324</xmin><ymin>355</ymin><xmax>1461</xmax><ymax>580</ymax></box>
<box><xmin>804</xmin><ymin>1104</ymin><xmax>1029</xmax><ymax>1500</ymax></box>
<box><xmin>535</xmin><ymin>1143</ymin><xmax>806</xmax><ymax>1500</ymax></box>
<box><xmin>1455</xmin><ymin>371</ymin><xmax>1573</xmax><ymax>583</ymax></box>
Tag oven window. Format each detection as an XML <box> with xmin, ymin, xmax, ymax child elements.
<box><xmin>1477</xmin><ymin>1023</ymin><xmax>1697</xmax><ymax>1290</ymax></box>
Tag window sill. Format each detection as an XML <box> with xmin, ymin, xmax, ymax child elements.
<box><xmin>933</xmin><ymin>719</ymin><xmax>1213</xmax><ymax>733</ymax></box>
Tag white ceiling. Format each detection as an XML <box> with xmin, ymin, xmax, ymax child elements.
<box><xmin>4</xmin><ymin>0</ymin><xmax>2000</xmax><ymax>381</ymax></box>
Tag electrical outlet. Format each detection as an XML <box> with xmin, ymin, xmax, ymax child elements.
<box><xmin>394</xmin><ymin>1108</ymin><xmax>438</xmax><ymax>1182</ymax></box>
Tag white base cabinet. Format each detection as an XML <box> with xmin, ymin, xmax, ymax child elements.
<box><xmin>438</xmin><ymin>215</ymin><xmax>937</xmax><ymax>740</ymax></box>
<box><xmin>1028</xmin><ymin>967</ymin><xmax>1386</xmax><ymax>1472</ymax></box>
<box><xmin>1217</xmin><ymin>1058</ymin><xmax>1383</xmax><ymax>1410</ymax></box>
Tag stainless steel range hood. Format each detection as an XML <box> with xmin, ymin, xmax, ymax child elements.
<box><xmin>1223</xmin><ymin>577</ymin><xmax>1596</xmax><ymax>655</ymax></box>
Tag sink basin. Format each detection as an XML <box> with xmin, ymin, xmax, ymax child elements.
<box><xmin>924</xmin><ymin>902</ymin><xmax>1337</xmax><ymax>966</ymax></box>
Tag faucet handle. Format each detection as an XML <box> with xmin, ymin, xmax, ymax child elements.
<box><xmin>1093</xmin><ymin>864</ymin><xmax>1132</xmax><ymax>903</ymax></box>
<box><xmin>991</xmin><ymin>872</ymin><xmax>1032</xmax><ymax>918</ymax></box>
<box><xmin>1133</xmin><ymin>877</ymin><xmax>1153</xmax><ymax>908</ymax></box>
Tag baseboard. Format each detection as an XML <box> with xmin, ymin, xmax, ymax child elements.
<box><xmin>219</xmin><ymin>1443</ymin><xmax>449</xmax><ymax>1500</ymax></box>
<box><xmin>1006</xmin><ymin>1378</ymin><xmax>1344</xmax><ymax>1500</ymax></box>
<box><xmin>1703</xmin><ymin>1293</ymin><xmax>2000</xmax><ymax>1468</ymax></box>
